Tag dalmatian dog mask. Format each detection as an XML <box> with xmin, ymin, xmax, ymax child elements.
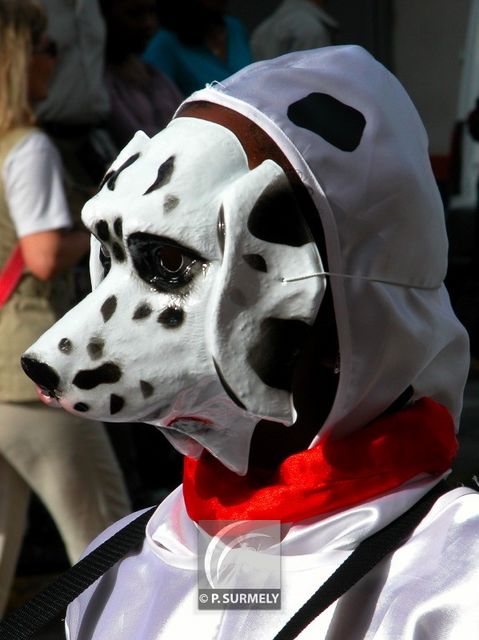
<box><xmin>22</xmin><ymin>45</ymin><xmax>469</xmax><ymax>478</ymax></box>
<box><xmin>22</xmin><ymin>117</ymin><xmax>325</xmax><ymax>476</ymax></box>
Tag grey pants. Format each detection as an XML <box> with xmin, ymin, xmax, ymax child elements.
<box><xmin>0</xmin><ymin>402</ymin><xmax>131</xmax><ymax>615</ymax></box>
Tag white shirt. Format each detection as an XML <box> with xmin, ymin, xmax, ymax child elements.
<box><xmin>251</xmin><ymin>0</ymin><xmax>339</xmax><ymax>61</ymax></box>
<box><xmin>2</xmin><ymin>131</ymin><xmax>72</xmax><ymax>237</ymax></box>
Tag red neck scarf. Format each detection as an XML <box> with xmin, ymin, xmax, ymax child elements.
<box><xmin>183</xmin><ymin>398</ymin><xmax>457</xmax><ymax>523</ymax></box>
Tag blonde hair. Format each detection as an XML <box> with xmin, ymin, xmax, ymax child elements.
<box><xmin>0</xmin><ymin>0</ymin><xmax>47</xmax><ymax>135</ymax></box>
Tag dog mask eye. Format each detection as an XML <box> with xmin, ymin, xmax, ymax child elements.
<box><xmin>127</xmin><ymin>232</ymin><xmax>206</xmax><ymax>292</ymax></box>
<box><xmin>158</xmin><ymin>246</ymin><xmax>184</xmax><ymax>273</ymax></box>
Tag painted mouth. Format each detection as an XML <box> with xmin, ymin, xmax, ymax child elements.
<box><xmin>35</xmin><ymin>385</ymin><xmax>62</xmax><ymax>408</ymax></box>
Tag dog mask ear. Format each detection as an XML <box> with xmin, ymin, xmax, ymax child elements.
<box><xmin>206</xmin><ymin>159</ymin><xmax>326</xmax><ymax>426</ymax></box>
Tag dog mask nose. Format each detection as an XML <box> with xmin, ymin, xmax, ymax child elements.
<box><xmin>21</xmin><ymin>355</ymin><xmax>60</xmax><ymax>397</ymax></box>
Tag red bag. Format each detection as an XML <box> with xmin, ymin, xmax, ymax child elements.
<box><xmin>0</xmin><ymin>244</ymin><xmax>24</xmax><ymax>306</ymax></box>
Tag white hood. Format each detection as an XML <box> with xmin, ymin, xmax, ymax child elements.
<box><xmin>182</xmin><ymin>44</ymin><xmax>469</xmax><ymax>440</ymax></box>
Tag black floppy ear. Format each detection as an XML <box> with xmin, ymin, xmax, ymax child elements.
<box><xmin>205</xmin><ymin>159</ymin><xmax>326</xmax><ymax>425</ymax></box>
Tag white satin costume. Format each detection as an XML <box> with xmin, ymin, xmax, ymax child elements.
<box><xmin>58</xmin><ymin>46</ymin><xmax>477</xmax><ymax>639</ymax></box>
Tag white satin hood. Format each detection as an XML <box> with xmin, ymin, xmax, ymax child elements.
<box><xmin>183</xmin><ymin>44</ymin><xmax>469</xmax><ymax>439</ymax></box>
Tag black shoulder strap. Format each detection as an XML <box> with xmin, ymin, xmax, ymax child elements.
<box><xmin>272</xmin><ymin>480</ymin><xmax>449</xmax><ymax>640</ymax></box>
<box><xmin>0</xmin><ymin>481</ymin><xmax>449</xmax><ymax>640</ymax></box>
<box><xmin>0</xmin><ymin>506</ymin><xmax>156</xmax><ymax>640</ymax></box>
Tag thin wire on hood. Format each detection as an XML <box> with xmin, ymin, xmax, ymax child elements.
<box><xmin>281</xmin><ymin>272</ymin><xmax>439</xmax><ymax>290</ymax></box>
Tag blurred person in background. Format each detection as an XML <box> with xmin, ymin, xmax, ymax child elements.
<box><xmin>251</xmin><ymin>0</ymin><xmax>339</xmax><ymax>61</ymax></box>
<box><xmin>143</xmin><ymin>0</ymin><xmax>252</xmax><ymax>96</ymax></box>
<box><xmin>0</xmin><ymin>0</ymin><xmax>130</xmax><ymax>616</ymax></box>
<box><xmin>37</xmin><ymin>0</ymin><xmax>115</xmax><ymax>226</ymax></box>
<box><xmin>36</xmin><ymin>0</ymin><xmax>145</xmax><ymax>499</ymax></box>
<box><xmin>99</xmin><ymin>0</ymin><xmax>183</xmax><ymax>150</ymax></box>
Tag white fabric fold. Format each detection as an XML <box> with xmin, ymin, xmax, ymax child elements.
<box><xmin>67</xmin><ymin>481</ymin><xmax>479</xmax><ymax>639</ymax></box>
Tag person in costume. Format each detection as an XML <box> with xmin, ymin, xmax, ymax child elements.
<box><xmin>22</xmin><ymin>46</ymin><xmax>477</xmax><ymax>638</ymax></box>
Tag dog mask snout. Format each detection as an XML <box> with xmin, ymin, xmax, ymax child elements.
<box><xmin>21</xmin><ymin>355</ymin><xmax>60</xmax><ymax>397</ymax></box>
